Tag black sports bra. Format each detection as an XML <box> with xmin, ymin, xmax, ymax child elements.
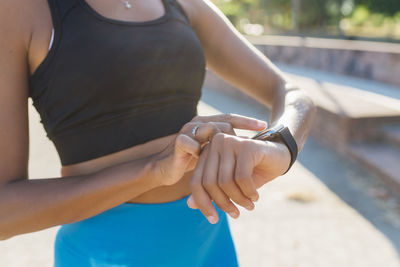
<box><xmin>29</xmin><ymin>0</ymin><xmax>206</xmax><ymax>165</ymax></box>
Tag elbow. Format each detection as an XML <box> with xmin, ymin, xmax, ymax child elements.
<box><xmin>297</xmin><ymin>90</ymin><xmax>318</xmax><ymax>125</ymax></box>
<box><xmin>0</xmin><ymin>215</ymin><xmax>34</xmax><ymax>241</ymax></box>
<box><xmin>0</xmin><ymin>234</ymin><xmax>12</xmax><ymax>241</ymax></box>
<box><xmin>0</xmin><ymin>192</ymin><xmax>13</xmax><ymax>240</ymax></box>
<box><xmin>303</xmin><ymin>91</ymin><xmax>317</xmax><ymax>117</ymax></box>
<box><xmin>287</xmin><ymin>85</ymin><xmax>317</xmax><ymax>112</ymax></box>
<box><xmin>0</xmin><ymin>224</ymin><xmax>14</xmax><ymax>241</ymax></box>
<box><xmin>0</xmin><ymin>207</ymin><xmax>17</xmax><ymax>240</ymax></box>
<box><xmin>0</xmin><ymin>194</ymin><xmax>22</xmax><ymax>241</ymax></box>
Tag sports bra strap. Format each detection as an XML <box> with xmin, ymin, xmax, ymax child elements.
<box><xmin>167</xmin><ymin>0</ymin><xmax>190</xmax><ymax>24</ymax></box>
<box><xmin>46</xmin><ymin>0</ymin><xmax>78</xmax><ymax>30</ymax></box>
<box><xmin>54</xmin><ymin>0</ymin><xmax>79</xmax><ymax>22</ymax></box>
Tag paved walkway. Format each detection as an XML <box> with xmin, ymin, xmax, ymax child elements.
<box><xmin>277</xmin><ymin>63</ymin><xmax>400</xmax><ymax>101</ymax></box>
<box><xmin>0</xmin><ymin>86</ymin><xmax>399</xmax><ymax>267</ymax></box>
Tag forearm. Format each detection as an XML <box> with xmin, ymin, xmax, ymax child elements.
<box><xmin>270</xmin><ymin>82</ymin><xmax>317</xmax><ymax>151</ymax></box>
<box><xmin>243</xmin><ymin>59</ymin><xmax>316</xmax><ymax>151</ymax></box>
<box><xmin>0</xmin><ymin>157</ymin><xmax>161</xmax><ymax>240</ymax></box>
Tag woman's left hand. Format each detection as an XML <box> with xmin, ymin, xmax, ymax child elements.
<box><xmin>187</xmin><ymin>133</ymin><xmax>291</xmax><ymax>224</ymax></box>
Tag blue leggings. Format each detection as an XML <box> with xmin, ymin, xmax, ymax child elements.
<box><xmin>54</xmin><ymin>195</ymin><xmax>238</xmax><ymax>267</ymax></box>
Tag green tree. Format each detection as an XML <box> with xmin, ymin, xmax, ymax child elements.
<box><xmin>213</xmin><ymin>0</ymin><xmax>400</xmax><ymax>39</ymax></box>
<box><xmin>355</xmin><ymin>0</ymin><xmax>400</xmax><ymax>16</ymax></box>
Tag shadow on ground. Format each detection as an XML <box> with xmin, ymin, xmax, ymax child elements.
<box><xmin>298</xmin><ymin>137</ymin><xmax>400</xmax><ymax>253</ymax></box>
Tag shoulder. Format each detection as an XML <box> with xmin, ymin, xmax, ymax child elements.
<box><xmin>0</xmin><ymin>0</ymin><xmax>40</xmax><ymax>25</ymax></box>
<box><xmin>0</xmin><ymin>0</ymin><xmax>43</xmax><ymax>50</ymax></box>
<box><xmin>175</xmin><ymin>0</ymin><xmax>219</xmax><ymax>27</ymax></box>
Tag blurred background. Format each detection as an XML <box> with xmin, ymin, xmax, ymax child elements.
<box><xmin>216</xmin><ymin>0</ymin><xmax>400</xmax><ymax>40</ymax></box>
<box><xmin>1</xmin><ymin>0</ymin><xmax>400</xmax><ymax>266</ymax></box>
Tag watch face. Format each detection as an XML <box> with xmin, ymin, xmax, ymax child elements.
<box><xmin>252</xmin><ymin>124</ymin><xmax>284</xmax><ymax>141</ymax></box>
<box><xmin>252</xmin><ymin>129</ymin><xmax>268</xmax><ymax>140</ymax></box>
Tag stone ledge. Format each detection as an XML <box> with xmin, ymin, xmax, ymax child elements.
<box><xmin>348</xmin><ymin>142</ymin><xmax>400</xmax><ymax>194</ymax></box>
<box><xmin>246</xmin><ymin>35</ymin><xmax>400</xmax><ymax>54</ymax></box>
<box><xmin>204</xmin><ymin>69</ymin><xmax>400</xmax><ymax>148</ymax></box>
<box><xmin>245</xmin><ymin>35</ymin><xmax>400</xmax><ymax>87</ymax></box>
<box><xmin>382</xmin><ymin>125</ymin><xmax>400</xmax><ymax>148</ymax></box>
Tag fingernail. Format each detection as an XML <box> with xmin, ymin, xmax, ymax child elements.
<box><xmin>187</xmin><ymin>196</ymin><xmax>195</xmax><ymax>209</ymax></box>
<box><xmin>207</xmin><ymin>215</ymin><xmax>218</xmax><ymax>224</ymax></box>
<box><xmin>257</xmin><ymin>121</ymin><xmax>267</xmax><ymax>127</ymax></box>
<box><xmin>245</xmin><ymin>204</ymin><xmax>255</xmax><ymax>211</ymax></box>
<box><xmin>251</xmin><ymin>196</ymin><xmax>259</xmax><ymax>202</ymax></box>
<box><xmin>228</xmin><ymin>211</ymin><xmax>239</xmax><ymax>219</ymax></box>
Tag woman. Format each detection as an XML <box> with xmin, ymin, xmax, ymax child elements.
<box><xmin>0</xmin><ymin>0</ymin><xmax>315</xmax><ymax>266</ymax></box>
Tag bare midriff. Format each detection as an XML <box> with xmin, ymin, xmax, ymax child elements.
<box><xmin>60</xmin><ymin>134</ymin><xmax>193</xmax><ymax>204</ymax></box>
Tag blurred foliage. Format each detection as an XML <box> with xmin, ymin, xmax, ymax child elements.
<box><xmin>355</xmin><ymin>0</ymin><xmax>400</xmax><ymax>16</ymax></box>
<box><xmin>213</xmin><ymin>0</ymin><xmax>400</xmax><ymax>40</ymax></box>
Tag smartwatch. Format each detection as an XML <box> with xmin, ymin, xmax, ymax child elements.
<box><xmin>251</xmin><ymin>124</ymin><xmax>298</xmax><ymax>174</ymax></box>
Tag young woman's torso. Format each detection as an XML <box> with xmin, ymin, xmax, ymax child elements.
<box><xmin>27</xmin><ymin>0</ymin><xmax>198</xmax><ymax>203</ymax></box>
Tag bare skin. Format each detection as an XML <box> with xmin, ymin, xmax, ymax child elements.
<box><xmin>0</xmin><ymin>0</ymin><xmax>315</xmax><ymax>239</ymax></box>
<box><xmin>60</xmin><ymin>134</ymin><xmax>192</xmax><ymax>203</ymax></box>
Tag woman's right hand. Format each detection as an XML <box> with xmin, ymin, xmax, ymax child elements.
<box><xmin>151</xmin><ymin>114</ymin><xmax>268</xmax><ymax>186</ymax></box>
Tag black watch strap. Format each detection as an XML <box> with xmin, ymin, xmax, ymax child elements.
<box><xmin>279</xmin><ymin>127</ymin><xmax>298</xmax><ymax>174</ymax></box>
<box><xmin>252</xmin><ymin>125</ymin><xmax>298</xmax><ymax>174</ymax></box>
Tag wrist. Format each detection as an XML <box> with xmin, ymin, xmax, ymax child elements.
<box><xmin>272</xmin><ymin>140</ymin><xmax>291</xmax><ymax>175</ymax></box>
<box><xmin>252</xmin><ymin>124</ymin><xmax>298</xmax><ymax>174</ymax></box>
<box><xmin>257</xmin><ymin>140</ymin><xmax>291</xmax><ymax>177</ymax></box>
<box><xmin>146</xmin><ymin>153</ymin><xmax>168</xmax><ymax>187</ymax></box>
<box><xmin>122</xmin><ymin>154</ymin><xmax>166</xmax><ymax>189</ymax></box>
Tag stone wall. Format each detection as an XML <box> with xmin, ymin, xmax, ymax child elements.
<box><xmin>246</xmin><ymin>35</ymin><xmax>400</xmax><ymax>88</ymax></box>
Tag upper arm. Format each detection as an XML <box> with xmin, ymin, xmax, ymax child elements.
<box><xmin>178</xmin><ymin>0</ymin><xmax>288</xmax><ymax>107</ymax></box>
<box><xmin>0</xmin><ymin>0</ymin><xmax>33</xmax><ymax>185</ymax></box>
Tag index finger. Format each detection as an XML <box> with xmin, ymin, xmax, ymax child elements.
<box><xmin>189</xmin><ymin>146</ymin><xmax>220</xmax><ymax>224</ymax></box>
<box><xmin>192</xmin><ymin>113</ymin><xmax>267</xmax><ymax>131</ymax></box>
